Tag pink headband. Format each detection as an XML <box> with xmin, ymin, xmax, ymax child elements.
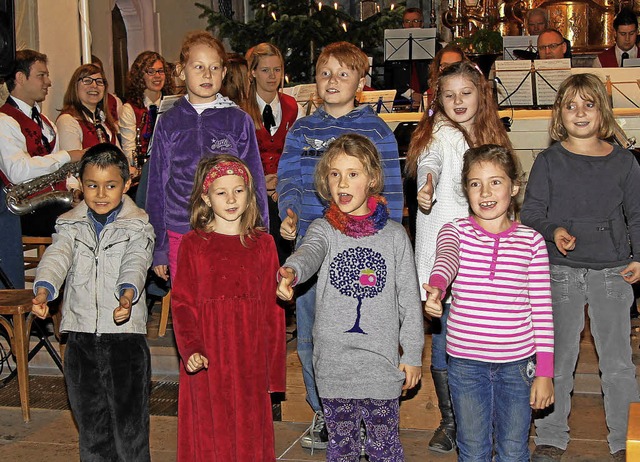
<box><xmin>202</xmin><ymin>161</ymin><xmax>249</xmax><ymax>193</ymax></box>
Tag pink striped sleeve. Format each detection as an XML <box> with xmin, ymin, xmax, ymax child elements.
<box><xmin>428</xmin><ymin>222</ymin><xmax>460</xmax><ymax>298</ymax></box>
<box><xmin>529</xmin><ymin>232</ymin><xmax>554</xmax><ymax>377</ymax></box>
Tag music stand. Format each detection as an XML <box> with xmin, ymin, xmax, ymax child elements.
<box><xmin>503</xmin><ymin>36</ymin><xmax>537</xmax><ymax>61</ymax></box>
<box><xmin>357</xmin><ymin>90</ymin><xmax>397</xmax><ymax>113</ymax></box>
<box><xmin>384</xmin><ymin>28</ymin><xmax>436</xmax><ymax>101</ymax></box>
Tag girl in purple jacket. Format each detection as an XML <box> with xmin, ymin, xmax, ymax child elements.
<box><xmin>145</xmin><ymin>31</ymin><xmax>268</xmax><ymax>281</ymax></box>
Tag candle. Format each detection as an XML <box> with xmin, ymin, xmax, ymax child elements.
<box><xmin>390</xmin><ymin>3</ymin><xmax>395</xmax><ymax>10</ymax></box>
<box><xmin>318</xmin><ymin>1</ymin><xmax>322</xmax><ymax>10</ymax></box>
<box><xmin>341</xmin><ymin>22</ymin><xmax>347</xmax><ymax>32</ymax></box>
<box><xmin>334</xmin><ymin>2</ymin><xmax>338</xmax><ymax>9</ymax></box>
<box><xmin>271</xmin><ymin>11</ymin><xmax>277</xmax><ymax>20</ymax></box>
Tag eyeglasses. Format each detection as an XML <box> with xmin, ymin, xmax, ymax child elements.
<box><xmin>78</xmin><ymin>77</ymin><xmax>106</xmax><ymax>86</ymax></box>
<box><xmin>403</xmin><ymin>19</ymin><xmax>423</xmax><ymax>24</ymax></box>
<box><xmin>144</xmin><ymin>68</ymin><xmax>165</xmax><ymax>76</ymax></box>
<box><xmin>538</xmin><ymin>42</ymin><xmax>564</xmax><ymax>52</ymax></box>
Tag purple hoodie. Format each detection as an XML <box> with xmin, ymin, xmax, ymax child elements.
<box><xmin>146</xmin><ymin>95</ymin><xmax>267</xmax><ymax>266</ymax></box>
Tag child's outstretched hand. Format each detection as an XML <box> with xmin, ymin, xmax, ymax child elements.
<box><xmin>620</xmin><ymin>261</ymin><xmax>640</xmax><ymax>284</ymax></box>
<box><xmin>186</xmin><ymin>352</ymin><xmax>209</xmax><ymax>373</ymax></box>
<box><xmin>553</xmin><ymin>227</ymin><xmax>576</xmax><ymax>256</ymax></box>
<box><xmin>422</xmin><ymin>283</ymin><xmax>443</xmax><ymax>318</ymax></box>
<box><xmin>400</xmin><ymin>364</ymin><xmax>422</xmax><ymax>390</ymax></box>
<box><xmin>417</xmin><ymin>172</ymin><xmax>435</xmax><ymax>212</ymax></box>
<box><xmin>530</xmin><ymin>376</ymin><xmax>554</xmax><ymax>410</ymax></box>
<box><xmin>280</xmin><ymin>208</ymin><xmax>298</xmax><ymax>241</ymax></box>
<box><xmin>113</xmin><ymin>289</ymin><xmax>134</xmax><ymax>324</ymax></box>
<box><xmin>277</xmin><ymin>267</ymin><xmax>296</xmax><ymax>301</ymax></box>
<box><xmin>31</xmin><ymin>287</ymin><xmax>50</xmax><ymax>319</ymax></box>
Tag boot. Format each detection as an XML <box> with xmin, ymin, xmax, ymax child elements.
<box><xmin>428</xmin><ymin>367</ymin><xmax>456</xmax><ymax>453</ymax></box>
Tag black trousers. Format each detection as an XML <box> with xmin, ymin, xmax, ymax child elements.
<box><xmin>65</xmin><ymin>332</ymin><xmax>151</xmax><ymax>462</ymax></box>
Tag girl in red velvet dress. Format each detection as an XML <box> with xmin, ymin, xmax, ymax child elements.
<box><xmin>171</xmin><ymin>154</ymin><xmax>286</xmax><ymax>461</ymax></box>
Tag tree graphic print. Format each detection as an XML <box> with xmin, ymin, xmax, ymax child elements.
<box><xmin>329</xmin><ymin>247</ymin><xmax>387</xmax><ymax>334</ymax></box>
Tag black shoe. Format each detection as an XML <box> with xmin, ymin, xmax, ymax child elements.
<box><xmin>300</xmin><ymin>411</ymin><xmax>328</xmax><ymax>451</ymax></box>
<box><xmin>428</xmin><ymin>425</ymin><xmax>456</xmax><ymax>453</ymax></box>
<box><xmin>428</xmin><ymin>367</ymin><xmax>457</xmax><ymax>453</ymax></box>
<box><xmin>531</xmin><ymin>444</ymin><xmax>565</xmax><ymax>462</ymax></box>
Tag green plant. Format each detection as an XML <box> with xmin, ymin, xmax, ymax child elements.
<box><xmin>453</xmin><ymin>28</ymin><xmax>503</xmax><ymax>54</ymax></box>
<box><xmin>196</xmin><ymin>1</ymin><xmax>405</xmax><ymax>85</ymax></box>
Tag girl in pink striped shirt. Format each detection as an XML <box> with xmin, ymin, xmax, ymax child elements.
<box><xmin>424</xmin><ymin>145</ymin><xmax>554</xmax><ymax>461</ymax></box>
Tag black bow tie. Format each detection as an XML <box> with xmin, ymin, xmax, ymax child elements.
<box><xmin>262</xmin><ymin>104</ymin><xmax>275</xmax><ymax>132</ymax></box>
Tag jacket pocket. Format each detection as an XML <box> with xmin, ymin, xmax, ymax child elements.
<box><xmin>566</xmin><ymin>216</ymin><xmax>629</xmax><ymax>263</ymax></box>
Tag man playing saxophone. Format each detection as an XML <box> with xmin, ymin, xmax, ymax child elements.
<box><xmin>0</xmin><ymin>50</ymin><xmax>85</xmax><ymax>289</ymax></box>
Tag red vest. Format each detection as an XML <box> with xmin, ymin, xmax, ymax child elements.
<box><xmin>256</xmin><ymin>93</ymin><xmax>298</xmax><ymax>175</ymax></box>
<box><xmin>107</xmin><ymin>93</ymin><xmax>119</xmax><ymax>122</ymax></box>
<box><xmin>131</xmin><ymin>103</ymin><xmax>153</xmax><ymax>157</ymax></box>
<box><xmin>598</xmin><ymin>46</ymin><xmax>639</xmax><ymax>67</ymax></box>
<box><xmin>0</xmin><ymin>102</ymin><xmax>63</xmax><ymax>191</ymax></box>
<box><xmin>59</xmin><ymin>110</ymin><xmax>115</xmax><ymax>149</ymax></box>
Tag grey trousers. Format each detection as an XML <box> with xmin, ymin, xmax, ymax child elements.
<box><xmin>534</xmin><ymin>264</ymin><xmax>640</xmax><ymax>454</ymax></box>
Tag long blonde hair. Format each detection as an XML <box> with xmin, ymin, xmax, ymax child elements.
<box><xmin>189</xmin><ymin>155</ymin><xmax>263</xmax><ymax>245</ymax></box>
<box><xmin>244</xmin><ymin>43</ymin><xmax>285</xmax><ymax>128</ymax></box>
<box><xmin>406</xmin><ymin>61</ymin><xmax>512</xmax><ymax>178</ymax></box>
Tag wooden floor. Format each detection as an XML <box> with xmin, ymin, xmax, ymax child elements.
<box><xmin>0</xmin><ymin>305</ymin><xmax>638</xmax><ymax>461</ymax></box>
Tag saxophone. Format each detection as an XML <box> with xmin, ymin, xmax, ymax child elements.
<box><xmin>5</xmin><ymin>161</ymin><xmax>80</xmax><ymax>215</ymax></box>
<box><xmin>133</xmin><ymin>111</ymin><xmax>148</xmax><ymax>171</ymax></box>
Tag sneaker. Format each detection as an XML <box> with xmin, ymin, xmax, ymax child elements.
<box><xmin>611</xmin><ymin>449</ymin><xmax>626</xmax><ymax>462</ymax></box>
<box><xmin>300</xmin><ymin>410</ymin><xmax>328</xmax><ymax>451</ymax></box>
<box><xmin>531</xmin><ymin>445</ymin><xmax>565</xmax><ymax>462</ymax></box>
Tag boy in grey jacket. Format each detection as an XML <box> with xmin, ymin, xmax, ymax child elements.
<box><xmin>32</xmin><ymin>143</ymin><xmax>155</xmax><ymax>461</ymax></box>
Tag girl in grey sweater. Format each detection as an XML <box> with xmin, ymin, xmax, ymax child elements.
<box><xmin>278</xmin><ymin>134</ymin><xmax>424</xmax><ymax>461</ymax></box>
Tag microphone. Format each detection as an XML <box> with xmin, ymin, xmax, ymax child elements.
<box><xmin>494</xmin><ymin>76</ymin><xmax>513</xmax><ymax>132</ymax></box>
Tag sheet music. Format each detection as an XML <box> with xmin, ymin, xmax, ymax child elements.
<box><xmin>158</xmin><ymin>95</ymin><xmax>182</xmax><ymax>113</ymax></box>
<box><xmin>357</xmin><ymin>90</ymin><xmax>397</xmax><ymax>113</ymax></box>
<box><xmin>503</xmin><ymin>36</ymin><xmax>537</xmax><ymax>61</ymax></box>
<box><xmin>495</xmin><ymin>60</ymin><xmax>534</xmax><ymax>106</ymax></box>
<box><xmin>534</xmin><ymin>59</ymin><xmax>571</xmax><ymax>106</ymax></box>
<box><xmin>572</xmin><ymin>68</ymin><xmax>640</xmax><ymax>108</ymax></box>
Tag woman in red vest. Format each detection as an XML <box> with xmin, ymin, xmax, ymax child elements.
<box><xmin>244</xmin><ymin>43</ymin><xmax>303</xmax><ymax>262</ymax></box>
<box><xmin>120</xmin><ymin>51</ymin><xmax>175</xmax><ymax>169</ymax></box>
<box><xmin>56</xmin><ymin>64</ymin><xmax>119</xmax><ymax>152</ymax></box>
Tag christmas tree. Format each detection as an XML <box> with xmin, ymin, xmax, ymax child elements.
<box><xmin>196</xmin><ymin>1</ymin><xmax>405</xmax><ymax>85</ymax></box>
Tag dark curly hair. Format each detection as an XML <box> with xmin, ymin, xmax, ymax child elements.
<box><xmin>125</xmin><ymin>51</ymin><xmax>175</xmax><ymax>108</ymax></box>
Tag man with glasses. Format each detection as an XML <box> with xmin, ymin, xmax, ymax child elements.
<box><xmin>0</xmin><ymin>49</ymin><xmax>85</xmax><ymax>289</ymax></box>
<box><xmin>594</xmin><ymin>8</ymin><xmax>638</xmax><ymax>67</ymax></box>
<box><xmin>537</xmin><ymin>29</ymin><xmax>570</xmax><ymax>60</ymax></box>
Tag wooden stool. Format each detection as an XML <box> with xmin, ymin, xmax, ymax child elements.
<box><xmin>22</xmin><ymin>236</ymin><xmax>52</xmax><ymax>283</ymax></box>
<box><xmin>628</xmin><ymin>402</ymin><xmax>640</xmax><ymax>458</ymax></box>
<box><xmin>158</xmin><ymin>289</ymin><xmax>171</xmax><ymax>337</ymax></box>
<box><xmin>0</xmin><ymin>289</ymin><xmax>34</xmax><ymax>422</ymax></box>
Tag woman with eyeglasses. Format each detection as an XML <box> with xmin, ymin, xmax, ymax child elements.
<box><xmin>120</xmin><ymin>51</ymin><xmax>175</xmax><ymax>168</ymax></box>
<box><xmin>56</xmin><ymin>64</ymin><xmax>119</xmax><ymax>152</ymax></box>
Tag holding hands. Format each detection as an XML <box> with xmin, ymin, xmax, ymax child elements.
<box><xmin>186</xmin><ymin>352</ymin><xmax>209</xmax><ymax>373</ymax></box>
<box><xmin>422</xmin><ymin>283</ymin><xmax>443</xmax><ymax>318</ymax></box>
<box><xmin>530</xmin><ymin>377</ymin><xmax>554</xmax><ymax>410</ymax></box>
<box><xmin>277</xmin><ymin>267</ymin><xmax>296</xmax><ymax>301</ymax></box>
<box><xmin>553</xmin><ymin>227</ymin><xmax>576</xmax><ymax>256</ymax></box>
<box><xmin>417</xmin><ymin>172</ymin><xmax>435</xmax><ymax>213</ymax></box>
<box><xmin>400</xmin><ymin>364</ymin><xmax>422</xmax><ymax>390</ymax></box>
<box><xmin>31</xmin><ymin>287</ymin><xmax>50</xmax><ymax>319</ymax></box>
<box><xmin>113</xmin><ymin>289</ymin><xmax>134</xmax><ymax>324</ymax></box>
<box><xmin>280</xmin><ymin>208</ymin><xmax>298</xmax><ymax>241</ymax></box>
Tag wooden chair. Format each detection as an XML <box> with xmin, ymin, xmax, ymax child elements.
<box><xmin>22</xmin><ymin>236</ymin><xmax>52</xmax><ymax>283</ymax></box>
<box><xmin>158</xmin><ymin>290</ymin><xmax>171</xmax><ymax>337</ymax></box>
<box><xmin>0</xmin><ymin>289</ymin><xmax>35</xmax><ymax>422</ymax></box>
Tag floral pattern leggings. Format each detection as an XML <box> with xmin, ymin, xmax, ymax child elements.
<box><xmin>322</xmin><ymin>397</ymin><xmax>404</xmax><ymax>462</ymax></box>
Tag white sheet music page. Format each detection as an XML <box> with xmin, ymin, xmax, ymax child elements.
<box><xmin>495</xmin><ymin>60</ymin><xmax>534</xmax><ymax>106</ymax></box>
<box><xmin>534</xmin><ymin>59</ymin><xmax>571</xmax><ymax>106</ymax></box>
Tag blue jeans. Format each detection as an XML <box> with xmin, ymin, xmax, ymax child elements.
<box><xmin>534</xmin><ymin>265</ymin><xmax>639</xmax><ymax>453</ymax></box>
<box><xmin>448</xmin><ymin>356</ymin><xmax>534</xmax><ymax>462</ymax></box>
<box><xmin>296</xmin><ymin>273</ymin><xmax>321</xmax><ymax>413</ymax></box>
<box><xmin>430</xmin><ymin>302</ymin><xmax>450</xmax><ymax>370</ymax></box>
